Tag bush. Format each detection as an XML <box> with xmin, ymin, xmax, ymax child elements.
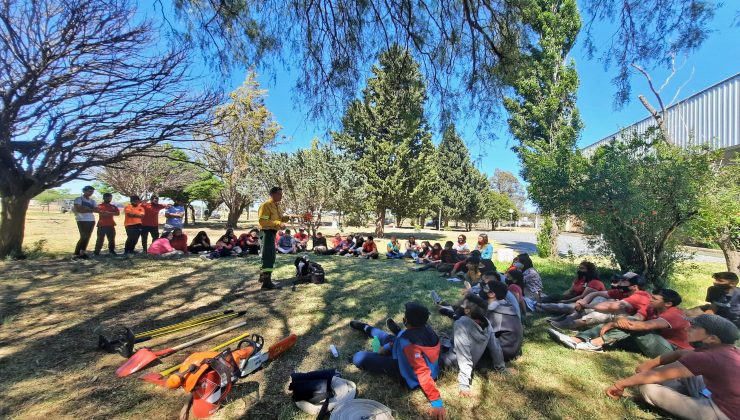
<box><xmin>536</xmin><ymin>217</ymin><xmax>554</xmax><ymax>258</ymax></box>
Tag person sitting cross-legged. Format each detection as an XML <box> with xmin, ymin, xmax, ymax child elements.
<box><xmin>359</xmin><ymin>236</ymin><xmax>379</xmax><ymax>259</ymax></box>
<box><xmin>169</xmin><ymin>228</ymin><xmax>189</xmax><ymax>254</ymax></box>
<box><xmin>312</xmin><ymin>232</ymin><xmax>334</xmax><ymax>255</ymax></box>
<box><xmin>606</xmin><ymin>314</ymin><xmax>739</xmax><ymax>420</ymax></box>
<box><xmin>293</xmin><ymin>228</ymin><xmax>310</xmax><ymax>252</ymax></box>
<box><xmin>350</xmin><ymin>303</ymin><xmax>447</xmax><ymax>419</ymax></box>
<box><xmin>440</xmin><ymin>294</ymin><xmax>510</xmax><ymax>397</ymax></box>
<box><xmin>337</xmin><ymin>234</ymin><xmax>355</xmax><ymax>256</ymax></box>
<box><xmin>188</xmin><ymin>231</ymin><xmax>212</xmax><ymax>254</ymax></box>
<box><xmin>550</xmin><ymin>289</ymin><xmax>690</xmax><ymax>358</ymax></box>
<box><xmin>413</xmin><ymin>242</ymin><xmax>443</xmax><ymax>271</ymax></box>
<box><xmin>147</xmin><ymin>231</ymin><xmax>184</xmax><ymax>258</ymax></box>
<box><xmin>277</xmin><ymin>228</ymin><xmax>298</xmax><ymax>254</ymax></box>
<box><xmin>386</xmin><ymin>235</ymin><xmax>402</xmax><ymax>259</ymax></box>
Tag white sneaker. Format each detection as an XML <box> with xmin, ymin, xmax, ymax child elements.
<box><xmin>547</xmin><ymin>328</ymin><xmax>577</xmax><ymax>349</ymax></box>
<box><xmin>200</xmin><ymin>254</ymin><xmax>210</xmax><ymax>260</ymax></box>
<box><xmin>575</xmin><ymin>341</ymin><xmax>603</xmax><ymax>352</ymax></box>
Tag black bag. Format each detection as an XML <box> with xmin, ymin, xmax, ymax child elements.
<box><xmin>309</xmin><ymin>262</ymin><xmax>325</xmax><ymax>284</ymax></box>
<box><xmin>293</xmin><ymin>257</ymin><xmax>325</xmax><ymax>285</ymax></box>
<box><xmin>289</xmin><ymin>369</ymin><xmax>338</xmax><ymax>418</ymax></box>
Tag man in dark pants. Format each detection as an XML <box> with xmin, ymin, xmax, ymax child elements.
<box><xmin>123</xmin><ymin>196</ymin><xmax>145</xmax><ymax>255</ymax></box>
<box><xmin>72</xmin><ymin>185</ymin><xmax>98</xmax><ymax>259</ymax></box>
<box><xmin>257</xmin><ymin>187</ymin><xmax>290</xmax><ymax>290</ymax></box>
<box><xmin>140</xmin><ymin>195</ymin><xmax>167</xmax><ymax>251</ymax></box>
<box><xmin>94</xmin><ymin>193</ymin><xmax>120</xmax><ymax>255</ymax></box>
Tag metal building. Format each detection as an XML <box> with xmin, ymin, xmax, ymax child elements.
<box><xmin>583</xmin><ymin>73</ymin><xmax>740</xmax><ymax>156</ymax></box>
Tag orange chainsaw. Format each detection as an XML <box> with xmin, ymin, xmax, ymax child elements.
<box><xmin>164</xmin><ymin>333</ymin><xmax>297</xmax><ymax>418</ymax></box>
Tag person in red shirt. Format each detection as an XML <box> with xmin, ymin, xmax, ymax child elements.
<box><xmin>293</xmin><ymin>228</ymin><xmax>309</xmax><ymax>252</ymax></box>
<box><xmin>169</xmin><ymin>228</ymin><xmax>189</xmax><ymax>254</ymax></box>
<box><xmin>550</xmin><ymin>274</ymin><xmax>630</xmax><ymax>329</ymax></box>
<box><xmin>139</xmin><ymin>195</ymin><xmax>168</xmax><ymax>252</ymax></box>
<box><xmin>94</xmin><ymin>193</ymin><xmax>120</xmax><ymax>255</ymax></box>
<box><xmin>359</xmin><ymin>236</ymin><xmax>379</xmax><ymax>259</ymax></box>
<box><xmin>550</xmin><ymin>289</ymin><xmax>690</xmax><ymax>358</ymax></box>
<box><xmin>607</xmin><ymin>314</ymin><xmax>739</xmax><ymax>420</ymax></box>
<box><xmin>536</xmin><ymin>261</ymin><xmax>605</xmax><ymax>314</ymax></box>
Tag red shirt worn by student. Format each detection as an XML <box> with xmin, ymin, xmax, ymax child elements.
<box><xmin>621</xmin><ymin>290</ymin><xmax>652</xmax><ymax>318</ymax></box>
<box><xmin>645</xmin><ymin>306</ymin><xmax>691</xmax><ymax>349</ymax></box>
<box><xmin>508</xmin><ymin>284</ymin><xmax>524</xmax><ymax>301</ymax></box>
<box><xmin>96</xmin><ymin>203</ymin><xmax>120</xmax><ymax>227</ymax></box>
<box><xmin>679</xmin><ymin>345</ymin><xmax>740</xmax><ymax>418</ymax></box>
<box><xmin>170</xmin><ymin>234</ymin><xmax>189</xmax><ymax>253</ymax></box>
<box><xmin>294</xmin><ymin>232</ymin><xmax>309</xmax><ymax>242</ymax></box>
<box><xmin>362</xmin><ymin>241</ymin><xmax>377</xmax><ymax>253</ymax></box>
<box><xmin>572</xmin><ymin>278</ymin><xmax>606</xmax><ymax>295</ymax></box>
<box><xmin>141</xmin><ymin>202</ymin><xmax>167</xmax><ymax>227</ymax></box>
<box><xmin>607</xmin><ymin>289</ymin><xmax>627</xmax><ymax>300</ymax></box>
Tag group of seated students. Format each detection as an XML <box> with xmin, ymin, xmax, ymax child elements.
<box><xmin>145</xmin><ymin>227</ymin><xmax>262</xmax><ymax>259</ymax></box>
<box><xmin>347</xmin><ymin>253</ymin><xmax>739</xmax><ymax>420</ymax></box>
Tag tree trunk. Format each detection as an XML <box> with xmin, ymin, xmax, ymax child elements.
<box><xmin>227</xmin><ymin>207</ymin><xmax>244</xmax><ymax>228</ymax></box>
<box><xmin>717</xmin><ymin>236</ymin><xmax>740</xmax><ymax>275</ymax></box>
<box><xmin>0</xmin><ymin>195</ymin><xmax>32</xmax><ymax>258</ymax></box>
<box><xmin>189</xmin><ymin>205</ymin><xmax>196</xmax><ymax>224</ymax></box>
<box><xmin>548</xmin><ymin>213</ymin><xmax>559</xmax><ymax>258</ymax></box>
<box><xmin>375</xmin><ymin>208</ymin><xmax>386</xmax><ymax>238</ymax></box>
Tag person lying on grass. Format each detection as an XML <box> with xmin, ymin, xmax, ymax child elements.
<box><xmin>686</xmin><ymin>272</ymin><xmax>739</xmax><ymax>328</ymax></box>
<box><xmin>439</xmin><ymin>294</ymin><xmax>510</xmax><ymax>396</ymax></box>
<box><xmin>350</xmin><ymin>302</ymin><xmax>446</xmax><ymax>420</ymax></box>
<box><xmin>550</xmin><ymin>289</ymin><xmax>690</xmax><ymax>357</ymax></box>
<box><xmin>549</xmin><ymin>273</ymin><xmax>633</xmax><ymax>329</ymax></box>
<box><xmin>535</xmin><ymin>261</ymin><xmax>605</xmax><ymax>313</ymax></box>
<box><xmin>606</xmin><ymin>314</ymin><xmax>739</xmax><ymax>420</ymax></box>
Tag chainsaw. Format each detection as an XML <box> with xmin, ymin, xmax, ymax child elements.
<box><xmin>164</xmin><ymin>333</ymin><xmax>297</xmax><ymax>419</ymax></box>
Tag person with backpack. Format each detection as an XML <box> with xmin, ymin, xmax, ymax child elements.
<box><xmin>349</xmin><ymin>303</ymin><xmax>446</xmax><ymax>419</ymax></box>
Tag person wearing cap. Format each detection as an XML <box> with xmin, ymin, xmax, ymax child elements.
<box><xmin>551</xmin><ymin>289</ymin><xmax>690</xmax><ymax>357</ymax></box>
<box><xmin>257</xmin><ymin>186</ymin><xmax>290</xmax><ymax>290</ymax></box>
<box><xmin>293</xmin><ymin>228</ymin><xmax>309</xmax><ymax>252</ymax></box>
<box><xmin>72</xmin><ymin>185</ymin><xmax>99</xmax><ymax>259</ymax></box>
<box><xmin>688</xmin><ymin>272</ymin><xmax>740</xmax><ymax>328</ymax></box>
<box><xmin>349</xmin><ymin>302</ymin><xmax>446</xmax><ymax>419</ymax></box>
<box><xmin>440</xmin><ymin>293</ymin><xmax>509</xmax><ymax>396</ymax></box>
<box><xmin>139</xmin><ymin>195</ymin><xmax>167</xmax><ymax>252</ymax></box>
<box><xmin>94</xmin><ymin>192</ymin><xmax>120</xmax><ymax>255</ymax></box>
<box><xmin>607</xmin><ymin>314</ymin><xmax>739</xmax><ymax>420</ymax></box>
<box><xmin>123</xmin><ymin>196</ymin><xmax>145</xmax><ymax>255</ymax></box>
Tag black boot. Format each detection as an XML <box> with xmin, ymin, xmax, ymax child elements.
<box><xmin>260</xmin><ymin>272</ymin><xmax>279</xmax><ymax>290</ymax></box>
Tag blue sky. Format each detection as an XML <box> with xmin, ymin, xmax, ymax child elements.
<box><xmin>64</xmin><ymin>2</ymin><xmax>739</xmax><ymax>194</ymax></box>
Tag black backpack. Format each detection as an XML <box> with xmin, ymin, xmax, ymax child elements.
<box><xmin>294</xmin><ymin>257</ymin><xmax>325</xmax><ymax>284</ymax></box>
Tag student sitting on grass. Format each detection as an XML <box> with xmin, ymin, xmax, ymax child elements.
<box><xmin>169</xmin><ymin>228</ymin><xmax>188</xmax><ymax>254</ymax></box>
<box><xmin>606</xmin><ymin>314</ymin><xmax>739</xmax><ymax>420</ymax></box>
<box><xmin>516</xmin><ymin>253</ymin><xmax>544</xmax><ymax>303</ymax></box>
<box><xmin>413</xmin><ymin>243</ymin><xmax>443</xmax><ymax>271</ymax></box>
<box><xmin>201</xmin><ymin>228</ymin><xmax>239</xmax><ymax>260</ymax></box>
<box><xmin>536</xmin><ymin>261</ymin><xmax>605</xmax><ymax>313</ymax></box>
<box><xmin>349</xmin><ymin>303</ymin><xmax>446</xmax><ymax>420</ymax></box>
<box><xmin>449</xmin><ymin>234</ymin><xmax>492</xmax><ymax>275</ymax></box>
<box><xmin>386</xmin><ymin>236</ymin><xmax>402</xmax><ymax>259</ymax></box>
<box><xmin>504</xmin><ymin>270</ymin><xmax>527</xmax><ymax>317</ymax></box>
<box><xmin>686</xmin><ymin>272</ymin><xmax>739</xmax><ymax>328</ymax></box>
<box><xmin>311</xmin><ymin>232</ymin><xmax>332</xmax><ymax>255</ymax></box>
<box><xmin>402</xmin><ymin>235</ymin><xmax>421</xmax><ymax>259</ymax></box>
<box><xmin>293</xmin><ymin>228</ymin><xmax>310</xmax><ymax>252</ymax></box>
<box><xmin>337</xmin><ymin>234</ymin><xmax>355</xmax><ymax>256</ymax></box>
<box><xmin>359</xmin><ymin>236</ymin><xmax>379</xmax><ymax>259</ymax></box>
<box><xmin>436</xmin><ymin>241</ymin><xmax>458</xmax><ymax>275</ymax></box>
<box><xmin>188</xmin><ymin>231</ymin><xmax>212</xmax><ymax>254</ymax></box>
<box><xmin>147</xmin><ymin>231</ymin><xmax>184</xmax><ymax>258</ymax></box>
<box><xmin>277</xmin><ymin>228</ymin><xmax>298</xmax><ymax>254</ymax></box>
<box><xmin>415</xmin><ymin>241</ymin><xmax>433</xmax><ymax>262</ymax></box>
<box><xmin>349</xmin><ymin>234</ymin><xmax>365</xmax><ymax>256</ymax></box>
<box><xmin>439</xmin><ymin>294</ymin><xmax>509</xmax><ymax>396</ymax></box>
<box><xmin>453</xmin><ymin>234</ymin><xmax>471</xmax><ymax>259</ymax></box>
<box><xmin>237</xmin><ymin>229</ymin><xmax>261</xmax><ymax>255</ymax></box>
<box><xmin>483</xmin><ymin>280</ymin><xmax>524</xmax><ymax>360</ymax></box>
<box><xmin>549</xmin><ymin>273</ymin><xmax>633</xmax><ymax>329</ymax></box>
<box><xmin>331</xmin><ymin>232</ymin><xmax>343</xmax><ymax>251</ymax></box>
<box><xmin>550</xmin><ymin>289</ymin><xmax>690</xmax><ymax>357</ymax></box>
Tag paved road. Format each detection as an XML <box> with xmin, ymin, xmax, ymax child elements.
<box><xmin>488</xmin><ymin>230</ymin><xmax>725</xmax><ymax>264</ymax></box>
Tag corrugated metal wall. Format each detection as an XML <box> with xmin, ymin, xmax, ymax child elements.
<box><xmin>583</xmin><ymin>73</ymin><xmax>740</xmax><ymax>153</ymax></box>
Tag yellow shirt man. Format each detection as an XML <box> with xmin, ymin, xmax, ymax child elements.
<box><xmin>258</xmin><ymin>198</ymin><xmax>289</xmax><ymax>231</ymax></box>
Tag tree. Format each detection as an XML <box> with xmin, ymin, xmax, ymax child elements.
<box><xmin>200</xmin><ymin>70</ymin><xmax>280</xmax><ymax>228</ymax></box>
<box><xmin>456</xmin><ymin>168</ymin><xmax>490</xmax><ymax>231</ymax></box>
<box><xmin>261</xmin><ymin>140</ymin><xmax>368</xmax><ymax>236</ymax></box>
<box><xmin>184</xmin><ymin>174</ymin><xmax>225</xmax><ymax>220</ymax></box>
<box><xmin>0</xmin><ymin>0</ymin><xmax>218</xmax><ymax>257</ymax></box>
<box><xmin>486</xmin><ymin>190</ymin><xmax>518</xmax><ymax>230</ymax></box>
<box><xmin>167</xmin><ymin>0</ymin><xmax>716</xmax><ymax>123</ymax></box>
<box><xmin>34</xmin><ymin>189</ymin><xmax>75</xmax><ymax>212</ymax></box>
<box><xmin>489</xmin><ymin>169</ymin><xmax>526</xmax><ymax>212</ymax></box>
<box><xmin>503</xmin><ymin>0</ymin><xmax>583</xmax><ymax>258</ymax></box>
<box><xmin>332</xmin><ymin>45</ymin><xmax>434</xmax><ymax>238</ymax></box>
<box><xmin>687</xmin><ymin>155</ymin><xmax>740</xmax><ymax>274</ymax></box>
<box><xmin>436</xmin><ymin>125</ymin><xmax>471</xmax><ymax>227</ymax></box>
<box><xmin>95</xmin><ymin>147</ymin><xmax>199</xmax><ymax>198</ymax></box>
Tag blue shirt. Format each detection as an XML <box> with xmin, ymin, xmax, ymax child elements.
<box><xmin>165</xmin><ymin>205</ymin><xmax>185</xmax><ymax>228</ymax></box>
<box><xmin>480</xmin><ymin>243</ymin><xmax>494</xmax><ymax>260</ymax></box>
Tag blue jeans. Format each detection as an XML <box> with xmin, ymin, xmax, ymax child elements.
<box><xmin>352</xmin><ymin>328</ymin><xmax>400</xmax><ymax>378</ymax></box>
<box><xmin>386</xmin><ymin>252</ymin><xmax>402</xmax><ymax>259</ymax></box>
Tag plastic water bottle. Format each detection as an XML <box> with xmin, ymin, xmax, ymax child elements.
<box><xmin>329</xmin><ymin>344</ymin><xmax>339</xmax><ymax>358</ymax></box>
<box><xmin>371</xmin><ymin>336</ymin><xmax>381</xmax><ymax>353</ymax></box>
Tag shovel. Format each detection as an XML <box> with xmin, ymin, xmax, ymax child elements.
<box><xmin>116</xmin><ymin>320</ymin><xmax>248</xmax><ymax>377</ymax></box>
<box><xmin>139</xmin><ymin>331</ymin><xmax>254</xmax><ymax>386</ymax></box>
<box><xmin>100</xmin><ymin>310</ymin><xmax>246</xmax><ymax>357</ymax></box>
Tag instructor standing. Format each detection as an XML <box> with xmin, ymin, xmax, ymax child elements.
<box><xmin>258</xmin><ymin>187</ymin><xmax>290</xmax><ymax>290</ymax></box>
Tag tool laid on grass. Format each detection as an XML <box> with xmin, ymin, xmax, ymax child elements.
<box><xmin>164</xmin><ymin>334</ymin><xmax>298</xmax><ymax>418</ymax></box>
<box><xmin>99</xmin><ymin>310</ymin><xmax>245</xmax><ymax>357</ymax></box>
<box><xmin>139</xmin><ymin>331</ymin><xmax>255</xmax><ymax>386</ymax></box>
<box><xmin>116</xmin><ymin>320</ymin><xmax>249</xmax><ymax>377</ymax></box>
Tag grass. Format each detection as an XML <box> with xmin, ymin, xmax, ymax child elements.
<box><xmin>0</xmin><ymin>210</ymin><xmax>725</xmax><ymax>419</ymax></box>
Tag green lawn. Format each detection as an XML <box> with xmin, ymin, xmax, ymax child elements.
<box><xmin>0</xmin><ymin>211</ymin><xmax>724</xmax><ymax>419</ymax></box>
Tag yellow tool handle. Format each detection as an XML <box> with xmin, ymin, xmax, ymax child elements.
<box><xmin>158</xmin><ymin>331</ymin><xmax>252</xmax><ymax>377</ymax></box>
<box><xmin>136</xmin><ymin>310</ymin><xmax>235</xmax><ymax>336</ymax></box>
<box><xmin>146</xmin><ymin>313</ymin><xmax>240</xmax><ymax>339</ymax></box>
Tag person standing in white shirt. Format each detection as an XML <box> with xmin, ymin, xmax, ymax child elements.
<box><xmin>72</xmin><ymin>185</ymin><xmax>99</xmax><ymax>259</ymax></box>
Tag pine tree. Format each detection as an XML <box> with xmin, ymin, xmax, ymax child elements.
<box><xmin>436</xmin><ymin>124</ymin><xmax>472</xmax><ymax>227</ymax></box>
<box><xmin>332</xmin><ymin>45</ymin><xmax>434</xmax><ymax>237</ymax></box>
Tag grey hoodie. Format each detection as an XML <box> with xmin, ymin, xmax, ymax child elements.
<box><xmin>487</xmin><ymin>300</ymin><xmax>524</xmax><ymax>361</ymax></box>
<box><xmin>442</xmin><ymin>316</ymin><xmax>506</xmax><ymax>391</ymax></box>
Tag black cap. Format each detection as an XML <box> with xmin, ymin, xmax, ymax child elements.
<box><xmin>404</xmin><ymin>302</ymin><xmax>430</xmax><ymax>327</ymax></box>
